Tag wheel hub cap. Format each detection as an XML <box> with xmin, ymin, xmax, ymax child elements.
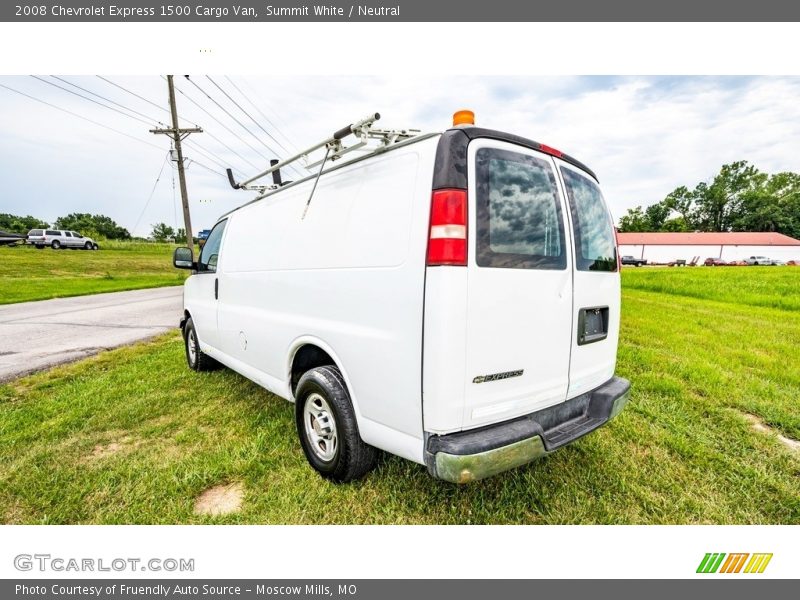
<box><xmin>303</xmin><ymin>393</ymin><xmax>338</xmax><ymax>462</ymax></box>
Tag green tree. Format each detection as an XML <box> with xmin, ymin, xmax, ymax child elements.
<box><xmin>638</xmin><ymin>162</ymin><xmax>799</xmax><ymax>238</ymax></box>
<box><xmin>618</xmin><ymin>206</ymin><xmax>649</xmax><ymax>232</ymax></box>
<box><xmin>663</xmin><ymin>185</ymin><xmax>696</xmax><ymax>229</ymax></box>
<box><xmin>0</xmin><ymin>213</ymin><xmax>49</xmax><ymax>233</ymax></box>
<box><xmin>729</xmin><ymin>172</ymin><xmax>800</xmax><ymax>237</ymax></box>
<box><xmin>661</xmin><ymin>217</ymin><xmax>691</xmax><ymax>232</ymax></box>
<box><xmin>151</xmin><ymin>222</ymin><xmax>175</xmax><ymax>242</ymax></box>
<box><xmin>693</xmin><ymin>161</ymin><xmax>765</xmax><ymax>232</ymax></box>
<box><xmin>54</xmin><ymin>213</ymin><xmax>131</xmax><ymax>240</ymax></box>
<box><xmin>644</xmin><ymin>201</ymin><xmax>671</xmax><ymax>231</ymax></box>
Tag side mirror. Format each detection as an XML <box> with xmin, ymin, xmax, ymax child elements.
<box><xmin>173</xmin><ymin>247</ymin><xmax>195</xmax><ymax>270</ymax></box>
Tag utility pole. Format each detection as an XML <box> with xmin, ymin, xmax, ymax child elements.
<box><xmin>150</xmin><ymin>75</ymin><xmax>202</xmax><ymax>257</ymax></box>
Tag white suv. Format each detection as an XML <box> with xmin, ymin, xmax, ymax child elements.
<box><xmin>27</xmin><ymin>229</ymin><xmax>99</xmax><ymax>250</ymax></box>
<box><xmin>174</xmin><ymin>114</ymin><xmax>630</xmax><ymax>483</ymax></box>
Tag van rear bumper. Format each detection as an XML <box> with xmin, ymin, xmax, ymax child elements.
<box><xmin>424</xmin><ymin>376</ymin><xmax>631</xmax><ymax>483</ymax></box>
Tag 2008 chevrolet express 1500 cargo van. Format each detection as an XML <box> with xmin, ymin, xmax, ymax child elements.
<box><xmin>173</xmin><ymin>111</ymin><xmax>631</xmax><ymax>483</ymax></box>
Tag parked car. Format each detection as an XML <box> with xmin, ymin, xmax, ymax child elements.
<box><xmin>704</xmin><ymin>257</ymin><xmax>726</xmax><ymax>266</ymax></box>
<box><xmin>27</xmin><ymin>229</ymin><xmax>99</xmax><ymax>250</ymax></box>
<box><xmin>173</xmin><ymin>113</ymin><xmax>630</xmax><ymax>483</ymax></box>
<box><xmin>0</xmin><ymin>229</ymin><xmax>26</xmax><ymax>246</ymax></box>
<box><xmin>621</xmin><ymin>255</ymin><xmax>647</xmax><ymax>267</ymax></box>
<box><xmin>745</xmin><ymin>255</ymin><xmax>781</xmax><ymax>265</ymax></box>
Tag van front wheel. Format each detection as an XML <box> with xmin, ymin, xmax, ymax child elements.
<box><xmin>183</xmin><ymin>317</ymin><xmax>218</xmax><ymax>372</ymax></box>
<box><xmin>295</xmin><ymin>366</ymin><xmax>377</xmax><ymax>483</ymax></box>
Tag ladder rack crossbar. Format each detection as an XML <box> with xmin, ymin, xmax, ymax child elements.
<box><xmin>227</xmin><ymin>113</ymin><xmax>422</xmax><ymax>192</ymax></box>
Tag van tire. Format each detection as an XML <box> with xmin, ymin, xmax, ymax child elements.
<box><xmin>51</xmin><ymin>240</ymin><xmax>61</xmax><ymax>249</ymax></box>
<box><xmin>85</xmin><ymin>241</ymin><xmax>93</xmax><ymax>250</ymax></box>
<box><xmin>295</xmin><ymin>366</ymin><xmax>377</xmax><ymax>483</ymax></box>
<box><xmin>183</xmin><ymin>317</ymin><xmax>219</xmax><ymax>372</ymax></box>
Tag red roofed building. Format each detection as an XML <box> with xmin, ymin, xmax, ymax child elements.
<box><xmin>616</xmin><ymin>231</ymin><xmax>800</xmax><ymax>263</ymax></box>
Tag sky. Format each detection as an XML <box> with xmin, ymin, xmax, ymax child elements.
<box><xmin>0</xmin><ymin>75</ymin><xmax>798</xmax><ymax>237</ymax></box>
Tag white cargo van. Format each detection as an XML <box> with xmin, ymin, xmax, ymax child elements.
<box><xmin>173</xmin><ymin>112</ymin><xmax>630</xmax><ymax>483</ymax></box>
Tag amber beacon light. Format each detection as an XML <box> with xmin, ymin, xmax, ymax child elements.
<box><xmin>452</xmin><ymin>109</ymin><xmax>475</xmax><ymax>126</ymax></box>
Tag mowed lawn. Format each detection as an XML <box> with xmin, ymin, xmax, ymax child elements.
<box><xmin>0</xmin><ymin>242</ymin><xmax>187</xmax><ymax>305</ymax></box>
<box><xmin>0</xmin><ymin>267</ymin><xmax>798</xmax><ymax>524</ymax></box>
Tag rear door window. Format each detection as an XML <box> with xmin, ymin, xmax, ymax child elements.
<box><xmin>560</xmin><ymin>167</ymin><xmax>618</xmax><ymax>272</ymax></box>
<box><xmin>475</xmin><ymin>147</ymin><xmax>566</xmax><ymax>269</ymax></box>
<box><xmin>198</xmin><ymin>219</ymin><xmax>227</xmax><ymax>273</ymax></box>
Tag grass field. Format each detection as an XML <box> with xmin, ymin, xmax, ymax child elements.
<box><xmin>0</xmin><ymin>267</ymin><xmax>798</xmax><ymax>524</ymax></box>
<box><xmin>0</xmin><ymin>242</ymin><xmax>187</xmax><ymax>305</ymax></box>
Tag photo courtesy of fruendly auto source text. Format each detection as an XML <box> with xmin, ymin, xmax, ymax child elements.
<box><xmin>0</xmin><ymin>0</ymin><xmax>799</xmax><ymax>595</ymax></box>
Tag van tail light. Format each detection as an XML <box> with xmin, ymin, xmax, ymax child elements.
<box><xmin>427</xmin><ymin>188</ymin><xmax>467</xmax><ymax>266</ymax></box>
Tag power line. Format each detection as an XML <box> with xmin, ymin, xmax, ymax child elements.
<box><xmin>185</xmin><ymin>158</ymin><xmax>225</xmax><ymax>177</ymax></box>
<box><xmin>1</xmin><ymin>81</ymin><xmax>229</xmax><ymax>185</ymax></box>
<box><xmin>96</xmin><ymin>76</ymin><xmax>201</xmax><ymax>128</ymax></box>
<box><xmin>238</xmin><ymin>76</ymin><xmax>303</xmax><ymax>151</ymax></box>
<box><xmin>95</xmin><ymin>75</ymin><xmax>254</xmax><ymax>174</ymax></box>
<box><xmin>171</xmin><ymin>146</ymin><xmax>179</xmax><ymax>230</ymax></box>
<box><xmin>185</xmin><ymin>138</ymin><xmax>248</xmax><ymax>177</ymax></box>
<box><xmin>226</xmin><ymin>76</ymin><xmax>302</xmax><ymax>155</ymax></box>
<box><xmin>207</xmin><ymin>75</ymin><xmax>291</xmax><ymax>156</ymax></box>
<box><xmin>133</xmin><ymin>151</ymin><xmax>171</xmax><ymax>236</ymax></box>
<box><xmin>30</xmin><ymin>75</ymin><xmax>156</xmax><ymax>127</ymax></box>
<box><xmin>169</xmin><ymin>76</ymin><xmax>273</xmax><ymax>164</ymax></box>
<box><xmin>0</xmin><ymin>82</ymin><xmax>163</xmax><ymax>151</ymax></box>
<box><xmin>184</xmin><ymin>75</ymin><xmax>304</xmax><ymax>178</ymax></box>
<box><xmin>183</xmin><ymin>138</ymin><xmax>246</xmax><ymax>178</ymax></box>
<box><xmin>201</xmin><ymin>129</ymin><xmax>259</xmax><ymax>170</ymax></box>
<box><xmin>51</xmin><ymin>75</ymin><xmax>167</xmax><ymax>126</ymax></box>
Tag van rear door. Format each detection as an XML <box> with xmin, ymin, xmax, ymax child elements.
<box><xmin>462</xmin><ymin>139</ymin><xmax>573</xmax><ymax>430</ymax></box>
<box><xmin>555</xmin><ymin>161</ymin><xmax>620</xmax><ymax>398</ymax></box>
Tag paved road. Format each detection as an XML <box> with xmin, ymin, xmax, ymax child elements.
<box><xmin>0</xmin><ymin>287</ymin><xmax>183</xmax><ymax>382</ymax></box>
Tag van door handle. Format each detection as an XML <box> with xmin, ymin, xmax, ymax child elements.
<box><xmin>214</xmin><ymin>278</ymin><xmax>218</xmax><ymax>300</ymax></box>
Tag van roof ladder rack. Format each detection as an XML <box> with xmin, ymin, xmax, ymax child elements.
<box><xmin>225</xmin><ymin>112</ymin><xmax>421</xmax><ymax>196</ymax></box>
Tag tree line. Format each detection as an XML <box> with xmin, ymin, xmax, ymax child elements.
<box><xmin>0</xmin><ymin>213</ymin><xmax>185</xmax><ymax>242</ymax></box>
<box><xmin>618</xmin><ymin>161</ymin><xmax>800</xmax><ymax>239</ymax></box>
<box><xmin>0</xmin><ymin>213</ymin><xmax>132</xmax><ymax>240</ymax></box>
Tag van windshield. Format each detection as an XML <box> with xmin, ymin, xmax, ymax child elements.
<box><xmin>561</xmin><ymin>168</ymin><xmax>617</xmax><ymax>272</ymax></box>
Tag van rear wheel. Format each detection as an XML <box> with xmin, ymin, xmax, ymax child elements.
<box><xmin>295</xmin><ymin>366</ymin><xmax>377</xmax><ymax>483</ymax></box>
<box><xmin>183</xmin><ymin>317</ymin><xmax>219</xmax><ymax>372</ymax></box>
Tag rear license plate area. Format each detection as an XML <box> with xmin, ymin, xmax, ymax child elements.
<box><xmin>578</xmin><ymin>306</ymin><xmax>609</xmax><ymax>345</ymax></box>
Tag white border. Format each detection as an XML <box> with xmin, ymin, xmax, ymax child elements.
<box><xmin>1</xmin><ymin>525</ymin><xmax>796</xmax><ymax>579</ymax></box>
<box><xmin>0</xmin><ymin>23</ymin><xmax>798</xmax><ymax>75</ymax></box>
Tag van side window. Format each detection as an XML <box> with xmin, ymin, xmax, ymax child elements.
<box><xmin>560</xmin><ymin>168</ymin><xmax>618</xmax><ymax>272</ymax></box>
<box><xmin>475</xmin><ymin>147</ymin><xmax>566</xmax><ymax>270</ymax></box>
<box><xmin>197</xmin><ymin>219</ymin><xmax>227</xmax><ymax>273</ymax></box>
<box><xmin>46</xmin><ymin>230</ymin><xmax>60</xmax><ymax>236</ymax></box>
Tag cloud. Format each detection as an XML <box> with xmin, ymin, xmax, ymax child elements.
<box><xmin>0</xmin><ymin>75</ymin><xmax>798</xmax><ymax>235</ymax></box>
